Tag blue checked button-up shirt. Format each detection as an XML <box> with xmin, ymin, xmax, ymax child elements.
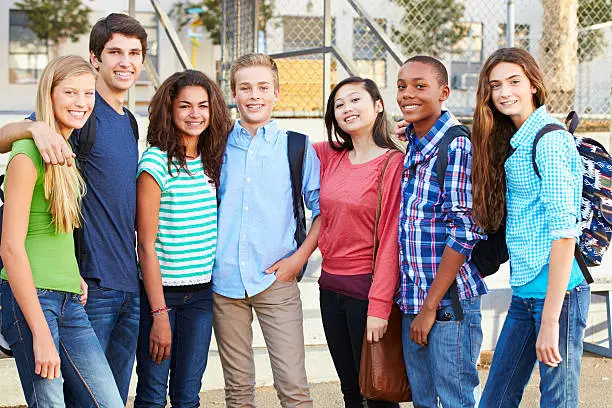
<box><xmin>213</xmin><ymin>120</ymin><xmax>321</xmax><ymax>298</ymax></box>
<box><xmin>397</xmin><ymin>111</ymin><xmax>487</xmax><ymax>314</ymax></box>
<box><xmin>505</xmin><ymin>105</ymin><xmax>582</xmax><ymax>287</ymax></box>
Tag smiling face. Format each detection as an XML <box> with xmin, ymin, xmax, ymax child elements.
<box><xmin>333</xmin><ymin>82</ymin><xmax>382</xmax><ymax>139</ymax></box>
<box><xmin>52</xmin><ymin>73</ymin><xmax>96</xmax><ymax>138</ymax></box>
<box><xmin>396</xmin><ymin>61</ymin><xmax>449</xmax><ymax>138</ymax></box>
<box><xmin>232</xmin><ymin>65</ymin><xmax>279</xmax><ymax>135</ymax></box>
<box><xmin>172</xmin><ymin>85</ymin><xmax>210</xmax><ymax>141</ymax></box>
<box><xmin>488</xmin><ymin>62</ymin><xmax>537</xmax><ymax>128</ymax></box>
<box><xmin>90</xmin><ymin>33</ymin><xmax>144</xmax><ymax>94</ymax></box>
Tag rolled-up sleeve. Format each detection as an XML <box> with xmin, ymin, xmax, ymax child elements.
<box><xmin>442</xmin><ymin>137</ymin><xmax>485</xmax><ymax>256</ymax></box>
<box><xmin>302</xmin><ymin>140</ymin><xmax>321</xmax><ymax>219</ymax></box>
<box><xmin>536</xmin><ymin>130</ymin><xmax>582</xmax><ymax>240</ymax></box>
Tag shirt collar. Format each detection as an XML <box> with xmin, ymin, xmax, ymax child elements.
<box><xmin>510</xmin><ymin>105</ymin><xmax>548</xmax><ymax>149</ymax></box>
<box><xmin>406</xmin><ymin>111</ymin><xmax>458</xmax><ymax>155</ymax></box>
<box><xmin>232</xmin><ymin>120</ymin><xmax>279</xmax><ymax>145</ymax></box>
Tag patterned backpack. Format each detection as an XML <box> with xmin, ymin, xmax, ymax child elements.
<box><xmin>531</xmin><ymin>111</ymin><xmax>612</xmax><ymax>283</ymax></box>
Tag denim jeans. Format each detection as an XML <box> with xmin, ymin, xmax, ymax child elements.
<box><xmin>320</xmin><ymin>289</ymin><xmax>400</xmax><ymax>408</ymax></box>
<box><xmin>481</xmin><ymin>282</ymin><xmax>590</xmax><ymax>408</ymax></box>
<box><xmin>402</xmin><ymin>296</ymin><xmax>482</xmax><ymax>408</ymax></box>
<box><xmin>0</xmin><ymin>280</ymin><xmax>123</xmax><ymax>408</ymax></box>
<box><xmin>134</xmin><ymin>285</ymin><xmax>214</xmax><ymax>408</ymax></box>
<box><xmin>65</xmin><ymin>279</ymin><xmax>140</xmax><ymax>406</ymax></box>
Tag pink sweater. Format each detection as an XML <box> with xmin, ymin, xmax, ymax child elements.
<box><xmin>314</xmin><ymin>142</ymin><xmax>404</xmax><ymax>319</ymax></box>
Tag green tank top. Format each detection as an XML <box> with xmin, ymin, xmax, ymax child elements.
<box><xmin>1</xmin><ymin>139</ymin><xmax>81</xmax><ymax>294</ymax></box>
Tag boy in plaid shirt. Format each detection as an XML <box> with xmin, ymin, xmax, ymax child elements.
<box><xmin>395</xmin><ymin>56</ymin><xmax>487</xmax><ymax>408</ymax></box>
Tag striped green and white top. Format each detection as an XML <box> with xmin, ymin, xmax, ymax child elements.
<box><xmin>137</xmin><ymin>147</ymin><xmax>217</xmax><ymax>286</ymax></box>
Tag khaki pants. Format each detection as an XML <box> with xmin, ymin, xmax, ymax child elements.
<box><xmin>213</xmin><ymin>280</ymin><xmax>313</xmax><ymax>408</ymax></box>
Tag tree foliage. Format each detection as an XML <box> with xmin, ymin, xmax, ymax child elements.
<box><xmin>577</xmin><ymin>0</ymin><xmax>611</xmax><ymax>63</ymax></box>
<box><xmin>391</xmin><ymin>0</ymin><xmax>467</xmax><ymax>57</ymax></box>
<box><xmin>169</xmin><ymin>0</ymin><xmax>275</xmax><ymax>45</ymax></box>
<box><xmin>15</xmin><ymin>0</ymin><xmax>92</xmax><ymax>57</ymax></box>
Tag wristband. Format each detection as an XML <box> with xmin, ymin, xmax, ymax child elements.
<box><xmin>151</xmin><ymin>306</ymin><xmax>170</xmax><ymax>316</ymax></box>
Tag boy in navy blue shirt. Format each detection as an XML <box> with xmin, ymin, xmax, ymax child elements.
<box><xmin>0</xmin><ymin>13</ymin><xmax>147</xmax><ymax>405</ymax></box>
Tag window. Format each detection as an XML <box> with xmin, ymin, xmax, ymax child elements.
<box><xmin>498</xmin><ymin>24</ymin><xmax>530</xmax><ymax>50</ymax></box>
<box><xmin>136</xmin><ymin>12</ymin><xmax>159</xmax><ymax>83</ymax></box>
<box><xmin>451</xmin><ymin>22</ymin><xmax>483</xmax><ymax>64</ymax></box>
<box><xmin>353</xmin><ymin>18</ymin><xmax>387</xmax><ymax>88</ymax></box>
<box><xmin>9</xmin><ymin>10</ymin><xmax>49</xmax><ymax>84</ymax></box>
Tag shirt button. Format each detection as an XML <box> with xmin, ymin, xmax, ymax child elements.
<box><xmin>249</xmin><ymin>149</ymin><xmax>254</xmax><ymax>155</ymax></box>
<box><xmin>247</xmin><ymin>177</ymin><xmax>251</xmax><ymax>183</ymax></box>
<box><xmin>242</xmin><ymin>234</ymin><xmax>246</xmax><ymax>239</ymax></box>
<box><xmin>241</xmin><ymin>261</ymin><xmax>245</xmax><ymax>266</ymax></box>
<box><xmin>244</xmin><ymin>206</ymin><xmax>249</xmax><ymax>212</ymax></box>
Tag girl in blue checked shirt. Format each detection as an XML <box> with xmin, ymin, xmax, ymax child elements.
<box><xmin>472</xmin><ymin>48</ymin><xmax>589</xmax><ymax>407</ymax></box>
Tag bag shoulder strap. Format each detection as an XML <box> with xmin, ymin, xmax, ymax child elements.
<box><xmin>75</xmin><ymin>111</ymin><xmax>97</xmax><ymax>171</ymax></box>
<box><xmin>436</xmin><ymin>125</ymin><xmax>471</xmax><ymax>192</ymax></box>
<box><xmin>531</xmin><ymin>111</ymin><xmax>579</xmax><ymax>179</ymax></box>
<box><xmin>125</xmin><ymin>109</ymin><xmax>140</xmax><ymax>142</ymax></box>
<box><xmin>372</xmin><ymin>151</ymin><xmax>401</xmax><ymax>274</ymax></box>
<box><xmin>286</xmin><ymin>131</ymin><xmax>308</xmax><ymax>281</ymax></box>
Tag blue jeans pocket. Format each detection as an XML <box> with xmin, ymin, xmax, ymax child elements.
<box><xmin>469</xmin><ymin>323</ymin><xmax>483</xmax><ymax>364</ymax></box>
<box><xmin>575</xmin><ymin>285</ymin><xmax>590</xmax><ymax>328</ymax></box>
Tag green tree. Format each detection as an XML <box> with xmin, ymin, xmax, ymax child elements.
<box><xmin>15</xmin><ymin>0</ymin><xmax>91</xmax><ymax>59</ymax></box>
<box><xmin>170</xmin><ymin>0</ymin><xmax>275</xmax><ymax>45</ymax></box>
<box><xmin>577</xmin><ymin>0</ymin><xmax>611</xmax><ymax>63</ymax></box>
<box><xmin>391</xmin><ymin>0</ymin><xmax>467</xmax><ymax>57</ymax></box>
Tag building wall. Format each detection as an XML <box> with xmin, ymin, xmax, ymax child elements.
<box><xmin>0</xmin><ymin>0</ymin><xmax>220</xmax><ymax>114</ymax></box>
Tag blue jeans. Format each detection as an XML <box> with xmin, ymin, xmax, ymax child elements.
<box><xmin>65</xmin><ymin>279</ymin><xmax>140</xmax><ymax>406</ymax></box>
<box><xmin>402</xmin><ymin>296</ymin><xmax>483</xmax><ymax>408</ymax></box>
<box><xmin>0</xmin><ymin>280</ymin><xmax>123</xmax><ymax>407</ymax></box>
<box><xmin>481</xmin><ymin>282</ymin><xmax>590</xmax><ymax>408</ymax></box>
<box><xmin>134</xmin><ymin>285</ymin><xmax>214</xmax><ymax>408</ymax></box>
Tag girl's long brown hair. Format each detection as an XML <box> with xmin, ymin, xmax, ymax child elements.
<box><xmin>147</xmin><ymin>70</ymin><xmax>233</xmax><ymax>186</ymax></box>
<box><xmin>472</xmin><ymin>48</ymin><xmax>548</xmax><ymax>232</ymax></box>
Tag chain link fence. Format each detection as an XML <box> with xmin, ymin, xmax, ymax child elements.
<box><xmin>222</xmin><ymin>0</ymin><xmax>611</xmax><ymax>119</ymax></box>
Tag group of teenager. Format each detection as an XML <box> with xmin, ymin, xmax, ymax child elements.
<box><xmin>0</xmin><ymin>11</ymin><xmax>590</xmax><ymax>408</ymax></box>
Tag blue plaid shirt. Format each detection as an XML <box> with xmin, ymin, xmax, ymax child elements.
<box><xmin>397</xmin><ymin>111</ymin><xmax>487</xmax><ymax>314</ymax></box>
<box><xmin>505</xmin><ymin>105</ymin><xmax>582</xmax><ymax>287</ymax></box>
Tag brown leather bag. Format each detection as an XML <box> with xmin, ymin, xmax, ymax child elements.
<box><xmin>359</xmin><ymin>152</ymin><xmax>411</xmax><ymax>403</ymax></box>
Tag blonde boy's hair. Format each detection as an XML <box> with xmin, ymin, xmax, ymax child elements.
<box><xmin>36</xmin><ymin>55</ymin><xmax>95</xmax><ymax>233</ymax></box>
<box><xmin>230</xmin><ymin>53</ymin><xmax>280</xmax><ymax>92</ymax></box>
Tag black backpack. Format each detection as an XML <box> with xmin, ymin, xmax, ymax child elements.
<box><xmin>71</xmin><ymin>110</ymin><xmax>139</xmax><ymax>269</ymax></box>
<box><xmin>286</xmin><ymin>131</ymin><xmax>309</xmax><ymax>281</ymax></box>
<box><xmin>437</xmin><ymin>125</ymin><xmax>509</xmax><ymax>320</ymax></box>
<box><xmin>436</xmin><ymin>125</ymin><xmax>510</xmax><ymax>278</ymax></box>
<box><xmin>529</xmin><ymin>112</ymin><xmax>612</xmax><ymax>284</ymax></box>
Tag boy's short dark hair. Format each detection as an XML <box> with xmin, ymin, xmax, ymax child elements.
<box><xmin>89</xmin><ymin>13</ymin><xmax>148</xmax><ymax>62</ymax></box>
<box><xmin>403</xmin><ymin>55</ymin><xmax>448</xmax><ymax>86</ymax></box>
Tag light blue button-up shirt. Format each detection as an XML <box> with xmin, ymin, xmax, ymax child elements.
<box><xmin>212</xmin><ymin>120</ymin><xmax>321</xmax><ymax>298</ymax></box>
<box><xmin>505</xmin><ymin>105</ymin><xmax>582</xmax><ymax>289</ymax></box>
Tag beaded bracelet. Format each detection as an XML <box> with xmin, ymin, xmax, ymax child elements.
<box><xmin>151</xmin><ymin>306</ymin><xmax>170</xmax><ymax>316</ymax></box>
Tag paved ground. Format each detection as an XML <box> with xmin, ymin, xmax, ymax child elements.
<box><xmin>121</xmin><ymin>352</ymin><xmax>612</xmax><ymax>408</ymax></box>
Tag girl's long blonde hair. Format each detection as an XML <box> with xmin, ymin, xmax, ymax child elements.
<box><xmin>36</xmin><ymin>55</ymin><xmax>96</xmax><ymax>233</ymax></box>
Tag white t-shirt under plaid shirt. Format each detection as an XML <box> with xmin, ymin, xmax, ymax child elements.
<box><xmin>137</xmin><ymin>147</ymin><xmax>217</xmax><ymax>286</ymax></box>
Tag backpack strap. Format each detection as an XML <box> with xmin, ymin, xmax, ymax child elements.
<box><xmin>74</xmin><ymin>111</ymin><xmax>97</xmax><ymax>172</ymax></box>
<box><xmin>531</xmin><ymin>123</ymin><xmax>565</xmax><ymax>179</ymax></box>
<box><xmin>435</xmin><ymin>124</ymin><xmax>470</xmax><ymax>321</ymax></box>
<box><xmin>286</xmin><ymin>131</ymin><xmax>308</xmax><ymax>282</ymax></box>
<box><xmin>435</xmin><ymin>125</ymin><xmax>471</xmax><ymax>192</ymax></box>
<box><xmin>530</xmin><ymin>114</ymin><xmax>593</xmax><ymax>284</ymax></box>
<box><xmin>126</xmin><ymin>109</ymin><xmax>140</xmax><ymax>142</ymax></box>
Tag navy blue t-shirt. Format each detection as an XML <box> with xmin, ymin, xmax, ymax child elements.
<box><xmin>28</xmin><ymin>92</ymin><xmax>139</xmax><ymax>292</ymax></box>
